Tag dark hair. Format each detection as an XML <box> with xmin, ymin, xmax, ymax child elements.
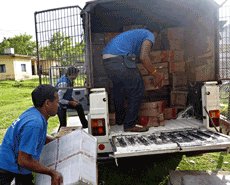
<box><xmin>65</xmin><ymin>67</ymin><xmax>80</xmax><ymax>77</ymax></box>
<box><xmin>32</xmin><ymin>84</ymin><xmax>58</xmax><ymax>108</ymax></box>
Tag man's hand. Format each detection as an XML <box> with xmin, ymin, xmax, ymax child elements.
<box><xmin>72</xmin><ymin>97</ymin><xmax>79</xmax><ymax>104</ymax></box>
<box><xmin>153</xmin><ymin>71</ymin><xmax>164</xmax><ymax>89</ymax></box>
<box><xmin>50</xmin><ymin>169</ymin><xmax>63</xmax><ymax>185</ymax></box>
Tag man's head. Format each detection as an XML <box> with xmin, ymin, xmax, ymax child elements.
<box><xmin>66</xmin><ymin>67</ymin><xmax>80</xmax><ymax>80</ymax></box>
<box><xmin>32</xmin><ymin>84</ymin><xmax>59</xmax><ymax>117</ymax></box>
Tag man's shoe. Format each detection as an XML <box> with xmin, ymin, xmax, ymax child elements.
<box><xmin>124</xmin><ymin>125</ymin><xmax>149</xmax><ymax>132</ymax></box>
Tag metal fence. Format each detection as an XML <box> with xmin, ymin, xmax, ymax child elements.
<box><xmin>34</xmin><ymin>6</ymin><xmax>87</xmax><ymax>88</ymax></box>
<box><xmin>219</xmin><ymin>1</ymin><xmax>230</xmax><ymax>120</ymax></box>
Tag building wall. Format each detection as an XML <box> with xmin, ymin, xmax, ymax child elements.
<box><xmin>13</xmin><ymin>57</ymin><xmax>32</xmax><ymax>81</ymax></box>
<box><xmin>0</xmin><ymin>56</ymin><xmax>15</xmax><ymax>80</ymax></box>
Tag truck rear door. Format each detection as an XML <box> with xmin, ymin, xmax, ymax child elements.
<box><xmin>109</xmin><ymin>121</ymin><xmax>230</xmax><ymax>158</ymax></box>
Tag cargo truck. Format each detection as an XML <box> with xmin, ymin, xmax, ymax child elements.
<box><xmin>35</xmin><ymin>0</ymin><xmax>230</xmax><ymax>163</ymax></box>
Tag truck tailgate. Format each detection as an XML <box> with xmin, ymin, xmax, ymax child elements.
<box><xmin>109</xmin><ymin>118</ymin><xmax>230</xmax><ymax>158</ymax></box>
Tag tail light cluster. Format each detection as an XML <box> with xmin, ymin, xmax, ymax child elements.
<box><xmin>209</xmin><ymin>110</ymin><xmax>220</xmax><ymax>127</ymax></box>
<box><xmin>91</xmin><ymin>118</ymin><xmax>106</xmax><ymax>136</ymax></box>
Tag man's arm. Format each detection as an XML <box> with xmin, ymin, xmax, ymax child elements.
<box><xmin>57</xmin><ymin>82</ymin><xmax>69</xmax><ymax>105</ymax></box>
<box><xmin>17</xmin><ymin>150</ymin><xmax>63</xmax><ymax>185</ymax></box>
<box><xmin>140</xmin><ymin>39</ymin><xmax>164</xmax><ymax>88</ymax></box>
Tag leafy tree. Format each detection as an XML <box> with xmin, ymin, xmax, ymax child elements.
<box><xmin>40</xmin><ymin>31</ymin><xmax>85</xmax><ymax>66</ymax></box>
<box><xmin>0</xmin><ymin>34</ymin><xmax>36</xmax><ymax>56</ymax></box>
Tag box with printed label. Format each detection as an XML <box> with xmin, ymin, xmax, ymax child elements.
<box><xmin>163</xmin><ymin>107</ymin><xmax>177</xmax><ymax>120</ymax></box>
<box><xmin>142</xmin><ymin>74</ymin><xmax>164</xmax><ymax>90</ymax></box>
<box><xmin>139</xmin><ymin>101</ymin><xmax>164</xmax><ymax>117</ymax></box>
<box><xmin>169</xmin><ymin>60</ymin><xmax>185</xmax><ymax>73</ymax></box>
<box><xmin>170</xmin><ymin>91</ymin><xmax>188</xmax><ymax>109</ymax></box>
<box><xmin>139</xmin><ymin>114</ymin><xmax>164</xmax><ymax>127</ymax></box>
<box><xmin>169</xmin><ymin>72</ymin><xmax>188</xmax><ymax>91</ymax></box>
<box><xmin>168</xmin><ymin>50</ymin><xmax>185</xmax><ymax>62</ymax></box>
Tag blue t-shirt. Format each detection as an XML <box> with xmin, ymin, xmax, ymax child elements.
<box><xmin>0</xmin><ymin>107</ymin><xmax>48</xmax><ymax>174</ymax></box>
<box><xmin>102</xmin><ymin>29</ymin><xmax>155</xmax><ymax>56</ymax></box>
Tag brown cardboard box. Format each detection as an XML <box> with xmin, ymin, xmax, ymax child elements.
<box><xmin>136</xmin><ymin>63</ymin><xmax>149</xmax><ymax>76</ymax></box>
<box><xmin>169</xmin><ymin>39</ymin><xmax>184</xmax><ymax>51</ymax></box>
<box><xmin>109</xmin><ymin>113</ymin><xmax>116</xmax><ymax>125</ymax></box>
<box><xmin>147</xmin><ymin>113</ymin><xmax>164</xmax><ymax>127</ymax></box>
<box><xmin>151</xmin><ymin>62</ymin><xmax>169</xmax><ymax>85</ymax></box>
<box><xmin>139</xmin><ymin>101</ymin><xmax>164</xmax><ymax>117</ymax></box>
<box><xmin>104</xmin><ymin>33</ymin><xmax>120</xmax><ymax>44</ymax></box>
<box><xmin>170</xmin><ymin>91</ymin><xmax>188</xmax><ymax>109</ymax></box>
<box><xmin>163</xmin><ymin>107</ymin><xmax>177</xmax><ymax>120</ymax></box>
<box><xmin>168</xmin><ymin>50</ymin><xmax>184</xmax><ymax>62</ymax></box>
<box><xmin>150</xmin><ymin>51</ymin><xmax>161</xmax><ymax>63</ymax></box>
<box><xmin>161</xmin><ymin>50</ymin><xmax>168</xmax><ymax>62</ymax></box>
<box><xmin>169</xmin><ymin>60</ymin><xmax>185</xmax><ymax>73</ymax></box>
<box><xmin>142</xmin><ymin>73</ymin><xmax>164</xmax><ymax>90</ymax></box>
<box><xmin>169</xmin><ymin>72</ymin><xmax>188</xmax><ymax>91</ymax></box>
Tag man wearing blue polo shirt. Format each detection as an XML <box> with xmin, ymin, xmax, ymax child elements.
<box><xmin>102</xmin><ymin>29</ymin><xmax>164</xmax><ymax>132</ymax></box>
<box><xmin>0</xmin><ymin>85</ymin><xmax>63</xmax><ymax>185</ymax></box>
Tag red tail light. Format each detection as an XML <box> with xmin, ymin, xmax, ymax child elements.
<box><xmin>91</xmin><ymin>118</ymin><xmax>106</xmax><ymax>136</ymax></box>
<box><xmin>209</xmin><ymin>110</ymin><xmax>220</xmax><ymax>127</ymax></box>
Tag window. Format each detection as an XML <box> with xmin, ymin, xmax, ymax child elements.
<box><xmin>21</xmin><ymin>64</ymin><xmax>26</xmax><ymax>72</ymax></box>
<box><xmin>0</xmin><ymin>64</ymin><xmax>6</xmax><ymax>73</ymax></box>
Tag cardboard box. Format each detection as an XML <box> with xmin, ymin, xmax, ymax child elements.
<box><xmin>161</xmin><ymin>50</ymin><xmax>169</xmax><ymax>62</ymax></box>
<box><xmin>136</xmin><ymin>63</ymin><xmax>149</xmax><ymax>76</ymax></box>
<box><xmin>142</xmin><ymin>73</ymin><xmax>164</xmax><ymax>90</ymax></box>
<box><xmin>168</xmin><ymin>50</ymin><xmax>184</xmax><ymax>62</ymax></box>
<box><xmin>169</xmin><ymin>39</ymin><xmax>184</xmax><ymax>51</ymax></box>
<box><xmin>36</xmin><ymin>129</ymin><xmax>97</xmax><ymax>185</ymax></box>
<box><xmin>169</xmin><ymin>72</ymin><xmax>188</xmax><ymax>91</ymax></box>
<box><xmin>150</xmin><ymin>51</ymin><xmax>161</xmax><ymax>63</ymax></box>
<box><xmin>171</xmin><ymin>91</ymin><xmax>188</xmax><ymax>109</ymax></box>
<box><xmin>139</xmin><ymin>114</ymin><xmax>164</xmax><ymax>127</ymax></box>
<box><xmin>104</xmin><ymin>33</ymin><xmax>120</xmax><ymax>44</ymax></box>
<box><xmin>163</xmin><ymin>107</ymin><xmax>177</xmax><ymax>120</ymax></box>
<box><xmin>109</xmin><ymin>113</ymin><xmax>116</xmax><ymax>125</ymax></box>
<box><xmin>169</xmin><ymin>60</ymin><xmax>185</xmax><ymax>73</ymax></box>
<box><xmin>139</xmin><ymin>101</ymin><xmax>164</xmax><ymax>117</ymax></box>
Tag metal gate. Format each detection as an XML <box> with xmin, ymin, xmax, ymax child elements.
<box><xmin>219</xmin><ymin>1</ymin><xmax>230</xmax><ymax>126</ymax></box>
<box><xmin>34</xmin><ymin>6</ymin><xmax>88</xmax><ymax>88</ymax></box>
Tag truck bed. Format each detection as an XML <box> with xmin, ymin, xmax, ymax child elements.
<box><xmin>110</xmin><ymin>117</ymin><xmax>203</xmax><ymax>136</ymax></box>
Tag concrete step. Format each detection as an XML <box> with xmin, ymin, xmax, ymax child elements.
<box><xmin>168</xmin><ymin>170</ymin><xmax>230</xmax><ymax>185</ymax></box>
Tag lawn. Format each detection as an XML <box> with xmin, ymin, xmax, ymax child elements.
<box><xmin>0</xmin><ymin>78</ymin><xmax>60</xmax><ymax>143</ymax></box>
<box><xmin>1</xmin><ymin>79</ymin><xmax>230</xmax><ymax>185</ymax></box>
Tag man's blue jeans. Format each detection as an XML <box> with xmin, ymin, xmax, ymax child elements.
<box><xmin>103</xmin><ymin>57</ymin><xmax>145</xmax><ymax>129</ymax></box>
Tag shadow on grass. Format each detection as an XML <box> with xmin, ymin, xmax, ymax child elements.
<box><xmin>98</xmin><ymin>153</ymin><xmax>183</xmax><ymax>185</ymax></box>
<box><xmin>216</xmin><ymin>152</ymin><xmax>225</xmax><ymax>170</ymax></box>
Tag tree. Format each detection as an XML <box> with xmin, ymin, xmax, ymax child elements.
<box><xmin>0</xmin><ymin>34</ymin><xmax>36</xmax><ymax>56</ymax></box>
<box><xmin>40</xmin><ymin>31</ymin><xmax>85</xmax><ymax>66</ymax></box>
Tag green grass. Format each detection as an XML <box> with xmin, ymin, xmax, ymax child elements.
<box><xmin>0</xmin><ymin>78</ymin><xmax>60</xmax><ymax>143</ymax></box>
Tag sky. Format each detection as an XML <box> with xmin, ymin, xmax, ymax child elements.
<box><xmin>0</xmin><ymin>0</ymin><xmax>228</xmax><ymax>42</ymax></box>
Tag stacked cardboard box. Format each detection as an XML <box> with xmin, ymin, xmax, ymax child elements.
<box><xmin>35</xmin><ymin>129</ymin><xmax>97</xmax><ymax>185</ymax></box>
<box><xmin>138</xmin><ymin>101</ymin><xmax>165</xmax><ymax>127</ymax></box>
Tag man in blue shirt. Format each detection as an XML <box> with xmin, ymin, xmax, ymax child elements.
<box><xmin>102</xmin><ymin>29</ymin><xmax>164</xmax><ymax>132</ymax></box>
<box><xmin>55</xmin><ymin>67</ymin><xmax>88</xmax><ymax>132</ymax></box>
<box><xmin>0</xmin><ymin>84</ymin><xmax>63</xmax><ymax>185</ymax></box>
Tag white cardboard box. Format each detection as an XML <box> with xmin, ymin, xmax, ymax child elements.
<box><xmin>35</xmin><ymin>129</ymin><xmax>97</xmax><ymax>185</ymax></box>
